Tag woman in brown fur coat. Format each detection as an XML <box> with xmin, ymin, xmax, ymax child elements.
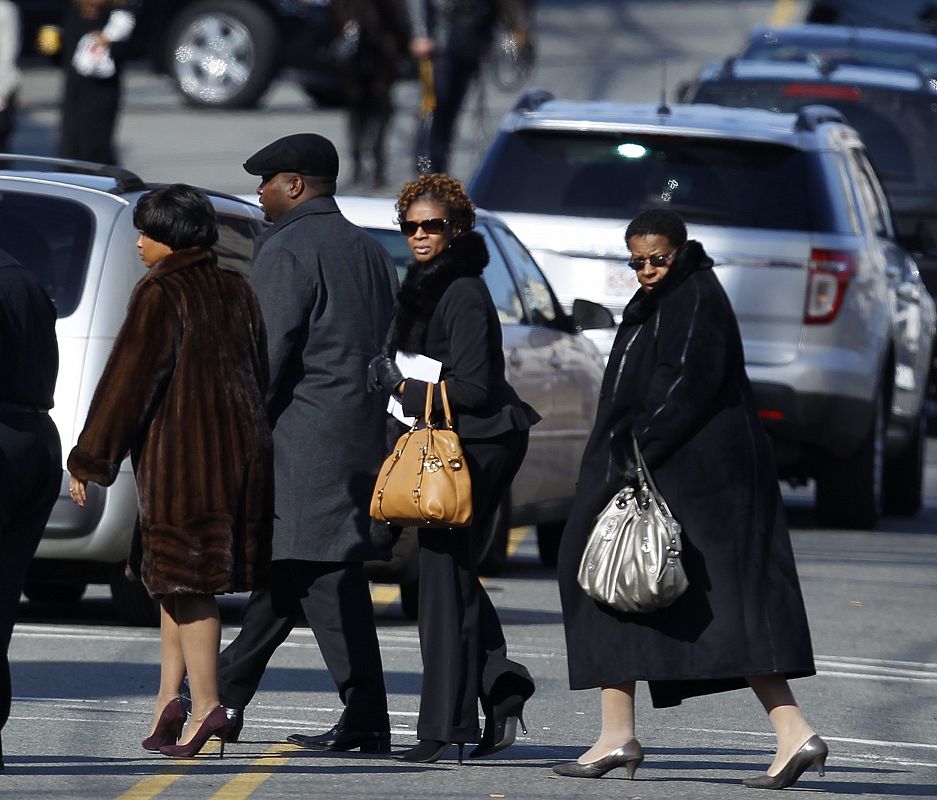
<box><xmin>67</xmin><ymin>184</ymin><xmax>273</xmax><ymax>757</ymax></box>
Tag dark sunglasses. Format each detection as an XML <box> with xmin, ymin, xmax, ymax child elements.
<box><xmin>627</xmin><ymin>249</ymin><xmax>678</xmax><ymax>270</ymax></box>
<box><xmin>400</xmin><ymin>218</ymin><xmax>448</xmax><ymax>236</ymax></box>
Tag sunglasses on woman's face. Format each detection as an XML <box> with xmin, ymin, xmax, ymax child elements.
<box><xmin>627</xmin><ymin>250</ymin><xmax>678</xmax><ymax>270</ymax></box>
<box><xmin>400</xmin><ymin>218</ymin><xmax>449</xmax><ymax>236</ymax></box>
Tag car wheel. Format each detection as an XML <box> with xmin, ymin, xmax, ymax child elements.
<box><xmin>535</xmin><ymin>521</ymin><xmax>565</xmax><ymax>568</ymax></box>
<box><xmin>815</xmin><ymin>392</ymin><xmax>885</xmax><ymax>529</ymax></box>
<box><xmin>109</xmin><ymin>565</ymin><xmax>160</xmax><ymax>627</ymax></box>
<box><xmin>478</xmin><ymin>494</ymin><xmax>510</xmax><ymax>577</ymax></box>
<box><xmin>399</xmin><ymin>578</ymin><xmax>419</xmax><ymax>621</ymax></box>
<box><xmin>882</xmin><ymin>410</ymin><xmax>926</xmax><ymax>516</ymax></box>
<box><xmin>166</xmin><ymin>0</ymin><xmax>278</xmax><ymax>109</ymax></box>
<box><xmin>22</xmin><ymin>580</ymin><xmax>86</xmax><ymax>605</ymax></box>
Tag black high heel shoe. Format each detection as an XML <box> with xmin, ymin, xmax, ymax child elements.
<box><xmin>395</xmin><ymin>740</ymin><xmax>465</xmax><ymax>765</ymax></box>
<box><xmin>159</xmin><ymin>706</ymin><xmax>231</xmax><ymax>758</ymax></box>
<box><xmin>742</xmin><ymin>734</ymin><xmax>829</xmax><ymax>790</ymax></box>
<box><xmin>552</xmin><ymin>739</ymin><xmax>645</xmax><ymax>779</ymax></box>
<box><xmin>469</xmin><ymin>700</ymin><xmax>528</xmax><ymax>759</ymax></box>
<box><xmin>142</xmin><ymin>698</ymin><xmax>187</xmax><ymax>752</ymax></box>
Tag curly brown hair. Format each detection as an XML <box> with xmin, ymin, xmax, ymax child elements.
<box><xmin>395</xmin><ymin>173</ymin><xmax>476</xmax><ymax>235</ymax></box>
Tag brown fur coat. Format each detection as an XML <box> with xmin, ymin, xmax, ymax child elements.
<box><xmin>67</xmin><ymin>248</ymin><xmax>274</xmax><ymax>596</ymax></box>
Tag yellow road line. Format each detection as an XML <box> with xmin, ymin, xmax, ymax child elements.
<box><xmin>113</xmin><ymin>741</ymin><xmax>221</xmax><ymax>799</ymax></box>
<box><xmin>769</xmin><ymin>0</ymin><xmax>800</xmax><ymax>26</ymax></box>
<box><xmin>370</xmin><ymin>583</ymin><xmax>402</xmax><ymax>613</ymax></box>
<box><xmin>507</xmin><ymin>526</ymin><xmax>530</xmax><ymax>557</ymax></box>
<box><xmin>114</xmin><ymin>761</ymin><xmax>194</xmax><ymax>800</ymax></box>
<box><xmin>207</xmin><ymin>744</ymin><xmax>294</xmax><ymax>800</ymax></box>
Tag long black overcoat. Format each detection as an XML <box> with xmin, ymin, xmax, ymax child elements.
<box><xmin>557</xmin><ymin>241</ymin><xmax>816</xmax><ymax>708</ymax></box>
<box><xmin>251</xmin><ymin>196</ymin><xmax>396</xmax><ymax>563</ymax></box>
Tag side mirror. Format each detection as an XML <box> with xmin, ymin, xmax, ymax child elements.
<box><xmin>571</xmin><ymin>298</ymin><xmax>615</xmax><ymax>331</ymax></box>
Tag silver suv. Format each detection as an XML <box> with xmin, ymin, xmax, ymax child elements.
<box><xmin>470</xmin><ymin>98</ymin><xmax>936</xmax><ymax>529</ymax></box>
<box><xmin>0</xmin><ymin>156</ymin><xmax>266</xmax><ymax>624</ymax></box>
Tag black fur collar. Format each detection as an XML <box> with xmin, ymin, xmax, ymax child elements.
<box><xmin>388</xmin><ymin>230</ymin><xmax>489</xmax><ymax>353</ymax></box>
<box><xmin>620</xmin><ymin>240</ymin><xmax>713</xmax><ymax>324</ymax></box>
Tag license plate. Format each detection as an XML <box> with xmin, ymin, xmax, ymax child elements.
<box><xmin>604</xmin><ymin>261</ymin><xmax>639</xmax><ymax>298</ymax></box>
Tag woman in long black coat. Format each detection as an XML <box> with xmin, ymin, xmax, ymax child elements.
<box><xmin>555</xmin><ymin>209</ymin><xmax>826</xmax><ymax>790</ymax></box>
<box><xmin>368</xmin><ymin>174</ymin><xmax>540</xmax><ymax>764</ymax></box>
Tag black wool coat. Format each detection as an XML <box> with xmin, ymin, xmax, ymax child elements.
<box><xmin>68</xmin><ymin>248</ymin><xmax>274</xmax><ymax>596</ymax></box>
<box><xmin>252</xmin><ymin>196</ymin><xmax>396</xmax><ymax>562</ymax></box>
<box><xmin>556</xmin><ymin>241</ymin><xmax>815</xmax><ymax>708</ymax></box>
<box><xmin>391</xmin><ymin>231</ymin><xmax>539</xmax><ymax>437</ymax></box>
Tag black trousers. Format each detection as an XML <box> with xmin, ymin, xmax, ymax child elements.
<box><xmin>0</xmin><ymin>413</ymin><xmax>61</xmax><ymax>750</ymax></box>
<box><xmin>59</xmin><ymin>72</ymin><xmax>121</xmax><ymax>165</ymax></box>
<box><xmin>416</xmin><ymin>429</ymin><xmax>533</xmax><ymax>743</ymax></box>
<box><xmin>425</xmin><ymin>51</ymin><xmax>480</xmax><ymax>174</ymax></box>
<box><xmin>218</xmin><ymin>560</ymin><xmax>389</xmax><ymax>732</ymax></box>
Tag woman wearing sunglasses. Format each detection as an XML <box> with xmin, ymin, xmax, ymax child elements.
<box><xmin>554</xmin><ymin>208</ymin><xmax>825</xmax><ymax>789</ymax></box>
<box><xmin>368</xmin><ymin>173</ymin><xmax>539</xmax><ymax>764</ymax></box>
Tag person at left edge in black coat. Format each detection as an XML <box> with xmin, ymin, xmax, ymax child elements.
<box><xmin>369</xmin><ymin>173</ymin><xmax>540</xmax><ymax>764</ymax></box>
<box><xmin>0</xmin><ymin>247</ymin><xmax>61</xmax><ymax>774</ymax></box>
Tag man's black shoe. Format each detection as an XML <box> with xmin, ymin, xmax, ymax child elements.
<box><xmin>287</xmin><ymin>725</ymin><xmax>391</xmax><ymax>754</ymax></box>
<box><xmin>180</xmin><ymin>677</ymin><xmax>243</xmax><ymax>743</ymax></box>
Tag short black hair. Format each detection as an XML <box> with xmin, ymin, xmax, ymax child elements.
<box><xmin>133</xmin><ymin>184</ymin><xmax>219</xmax><ymax>250</ymax></box>
<box><xmin>625</xmin><ymin>208</ymin><xmax>688</xmax><ymax>248</ymax></box>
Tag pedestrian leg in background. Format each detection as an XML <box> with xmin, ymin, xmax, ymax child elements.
<box><xmin>426</xmin><ymin>52</ymin><xmax>478</xmax><ymax>174</ymax></box>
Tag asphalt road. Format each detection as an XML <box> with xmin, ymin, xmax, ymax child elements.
<box><xmin>6</xmin><ymin>0</ymin><xmax>937</xmax><ymax>797</ymax></box>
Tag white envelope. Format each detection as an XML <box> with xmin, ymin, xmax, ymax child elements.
<box><xmin>387</xmin><ymin>352</ymin><xmax>442</xmax><ymax>426</ymax></box>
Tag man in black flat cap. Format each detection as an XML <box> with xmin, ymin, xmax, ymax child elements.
<box><xmin>210</xmin><ymin>133</ymin><xmax>396</xmax><ymax>752</ymax></box>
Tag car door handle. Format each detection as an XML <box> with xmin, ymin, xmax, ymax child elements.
<box><xmin>509</xmin><ymin>349</ymin><xmax>523</xmax><ymax>366</ymax></box>
<box><xmin>549</xmin><ymin>353</ymin><xmax>562</xmax><ymax>369</ymax></box>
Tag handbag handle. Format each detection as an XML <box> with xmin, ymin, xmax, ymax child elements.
<box><xmin>631</xmin><ymin>434</ymin><xmax>674</xmax><ymax>519</ymax></box>
<box><xmin>423</xmin><ymin>381</ymin><xmax>455</xmax><ymax>429</ymax></box>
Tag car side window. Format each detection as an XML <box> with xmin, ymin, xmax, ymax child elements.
<box><xmin>489</xmin><ymin>224</ymin><xmax>560</xmax><ymax>328</ymax></box>
<box><xmin>848</xmin><ymin>149</ymin><xmax>891</xmax><ymax>239</ymax></box>
<box><xmin>216</xmin><ymin>214</ymin><xmax>262</xmax><ymax>276</ymax></box>
<box><xmin>477</xmin><ymin>225</ymin><xmax>523</xmax><ymax>324</ymax></box>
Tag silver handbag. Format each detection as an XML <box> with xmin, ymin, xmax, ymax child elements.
<box><xmin>577</xmin><ymin>436</ymin><xmax>688</xmax><ymax>613</ymax></box>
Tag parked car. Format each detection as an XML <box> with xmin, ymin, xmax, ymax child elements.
<box><xmin>469</xmin><ymin>96</ymin><xmax>936</xmax><ymax>529</ymax></box>
<box><xmin>681</xmin><ymin>28</ymin><xmax>937</xmax><ymax>300</ymax></box>
<box><xmin>805</xmin><ymin>0</ymin><xmax>937</xmax><ymax>32</ymax></box>
<box><xmin>15</xmin><ymin>0</ymin><xmax>342</xmax><ymax>108</ymax></box>
<box><xmin>0</xmin><ymin>154</ymin><xmax>266</xmax><ymax>625</ymax></box>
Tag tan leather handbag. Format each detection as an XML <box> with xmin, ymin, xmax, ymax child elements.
<box><xmin>370</xmin><ymin>381</ymin><xmax>473</xmax><ymax>528</ymax></box>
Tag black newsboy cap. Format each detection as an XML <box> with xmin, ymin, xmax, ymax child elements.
<box><xmin>243</xmin><ymin>133</ymin><xmax>339</xmax><ymax>179</ymax></box>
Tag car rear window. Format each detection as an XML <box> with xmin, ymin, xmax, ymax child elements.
<box><xmin>472</xmin><ymin>130</ymin><xmax>830</xmax><ymax>232</ymax></box>
<box><xmin>0</xmin><ymin>191</ymin><xmax>94</xmax><ymax>317</ymax></box>
<box><xmin>740</xmin><ymin>37</ymin><xmax>937</xmax><ymax>78</ymax></box>
<box><xmin>692</xmin><ymin>82</ymin><xmax>937</xmax><ymax>189</ymax></box>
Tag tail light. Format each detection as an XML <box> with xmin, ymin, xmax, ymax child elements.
<box><xmin>804</xmin><ymin>248</ymin><xmax>856</xmax><ymax>324</ymax></box>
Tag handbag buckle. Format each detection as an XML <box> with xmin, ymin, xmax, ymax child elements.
<box><xmin>423</xmin><ymin>454</ymin><xmax>443</xmax><ymax>473</ymax></box>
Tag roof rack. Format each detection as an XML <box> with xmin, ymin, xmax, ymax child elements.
<box><xmin>794</xmin><ymin>104</ymin><xmax>847</xmax><ymax>131</ymax></box>
<box><xmin>0</xmin><ymin>154</ymin><xmax>147</xmax><ymax>193</ymax></box>
<box><xmin>512</xmin><ymin>89</ymin><xmax>554</xmax><ymax>113</ymax></box>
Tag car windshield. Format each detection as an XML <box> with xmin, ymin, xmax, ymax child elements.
<box><xmin>472</xmin><ymin>131</ymin><xmax>826</xmax><ymax>231</ymax></box>
<box><xmin>692</xmin><ymin>82</ymin><xmax>937</xmax><ymax>187</ymax></box>
<box><xmin>0</xmin><ymin>191</ymin><xmax>94</xmax><ymax>317</ymax></box>
<box><xmin>741</xmin><ymin>36</ymin><xmax>937</xmax><ymax>78</ymax></box>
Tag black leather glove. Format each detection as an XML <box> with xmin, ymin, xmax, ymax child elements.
<box><xmin>367</xmin><ymin>353</ymin><xmax>404</xmax><ymax>395</ymax></box>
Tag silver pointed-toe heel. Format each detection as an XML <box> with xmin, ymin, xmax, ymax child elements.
<box><xmin>742</xmin><ymin>734</ymin><xmax>829</xmax><ymax>790</ymax></box>
<box><xmin>552</xmin><ymin>738</ymin><xmax>645</xmax><ymax>779</ymax></box>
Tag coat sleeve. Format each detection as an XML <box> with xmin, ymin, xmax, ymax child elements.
<box><xmin>399</xmin><ymin>280</ymin><xmax>492</xmax><ymax>417</ymax></box>
<box><xmin>250</xmin><ymin>244</ymin><xmax>315</xmax><ymax>405</ymax></box>
<box><xmin>67</xmin><ymin>279</ymin><xmax>177</xmax><ymax>486</ymax></box>
<box><xmin>625</xmin><ymin>277</ymin><xmax>736</xmax><ymax>471</ymax></box>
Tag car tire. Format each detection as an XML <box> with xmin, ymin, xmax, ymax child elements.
<box><xmin>882</xmin><ymin>410</ymin><xmax>926</xmax><ymax>516</ymax></box>
<box><xmin>815</xmin><ymin>392</ymin><xmax>885</xmax><ymax>529</ymax></box>
<box><xmin>22</xmin><ymin>580</ymin><xmax>86</xmax><ymax>606</ymax></box>
<box><xmin>535</xmin><ymin>521</ymin><xmax>564</xmax><ymax>568</ymax></box>
<box><xmin>166</xmin><ymin>0</ymin><xmax>279</xmax><ymax>109</ymax></box>
<box><xmin>109</xmin><ymin>565</ymin><xmax>160</xmax><ymax>627</ymax></box>
<box><xmin>478</xmin><ymin>494</ymin><xmax>510</xmax><ymax>577</ymax></box>
<box><xmin>399</xmin><ymin>578</ymin><xmax>419</xmax><ymax>621</ymax></box>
